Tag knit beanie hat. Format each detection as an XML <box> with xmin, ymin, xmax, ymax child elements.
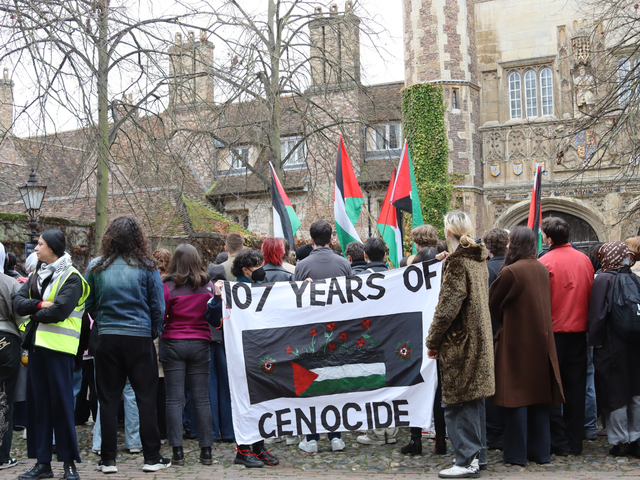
<box><xmin>40</xmin><ymin>230</ymin><xmax>66</xmax><ymax>258</ymax></box>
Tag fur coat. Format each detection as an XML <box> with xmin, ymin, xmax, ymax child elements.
<box><xmin>427</xmin><ymin>243</ymin><xmax>495</xmax><ymax>405</ymax></box>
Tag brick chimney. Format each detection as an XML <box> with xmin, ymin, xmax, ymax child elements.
<box><xmin>0</xmin><ymin>69</ymin><xmax>13</xmax><ymax>134</ymax></box>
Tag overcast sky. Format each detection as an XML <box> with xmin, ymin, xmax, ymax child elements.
<box><xmin>9</xmin><ymin>0</ymin><xmax>405</xmax><ymax>136</ymax></box>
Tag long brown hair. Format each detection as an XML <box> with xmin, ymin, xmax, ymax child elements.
<box><xmin>503</xmin><ymin>226</ymin><xmax>537</xmax><ymax>268</ymax></box>
<box><xmin>163</xmin><ymin>244</ymin><xmax>209</xmax><ymax>289</ymax></box>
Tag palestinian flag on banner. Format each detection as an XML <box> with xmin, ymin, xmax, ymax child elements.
<box><xmin>377</xmin><ymin>168</ymin><xmax>402</xmax><ymax>268</ymax></box>
<box><xmin>334</xmin><ymin>135</ymin><xmax>364</xmax><ymax>250</ymax></box>
<box><xmin>390</xmin><ymin>141</ymin><xmax>423</xmax><ymax>252</ymax></box>
<box><xmin>527</xmin><ymin>165</ymin><xmax>544</xmax><ymax>251</ymax></box>
<box><xmin>242</xmin><ymin>312</ymin><xmax>424</xmax><ymax>405</ymax></box>
<box><xmin>269</xmin><ymin>161</ymin><xmax>301</xmax><ymax>249</ymax></box>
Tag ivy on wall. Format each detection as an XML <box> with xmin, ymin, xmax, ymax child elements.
<box><xmin>401</xmin><ymin>83</ymin><xmax>453</xmax><ymax>237</ymax></box>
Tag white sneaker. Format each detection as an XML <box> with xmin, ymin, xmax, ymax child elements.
<box><xmin>98</xmin><ymin>460</ymin><xmax>118</xmax><ymax>474</ymax></box>
<box><xmin>142</xmin><ymin>456</ymin><xmax>171</xmax><ymax>472</ymax></box>
<box><xmin>422</xmin><ymin>429</ymin><xmax>436</xmax><ymax>438</ymax></box>
<box><xmin>285</xmin><ymin>435</ymin><xmax>301</xmax><ymax>445</ymax></box>
<box><xmin>264</xmin><ymin>437</ymin><xmax>284</xmax><ymax>445</ymax></box>
<box><xmin>356</xmin><ymin>434</ymin><xmax>385</xmax><ymax>446</ymax></box>
<box><xmin>331</xmin><ymin>437</ymin><xmax>346</xmax><ymax>451</ymax></box>
<box><xmin>0</xmin><ymin>458</ymin><xmax>17</xmax><ymax>470</ymax></box>
<box><xmin>438</xmin><ymin>464</ymin><xmax>480</xmax><ymax>478</ymax></box>
<box><xmin>299</xmin><ymin>439</ymin><xmax>318</xmax><ymax>453</ymax></box>
<box><xmin>128</xmin><ymin>448</ymin><xmax>141</xmax><ymax>454</ymax></box>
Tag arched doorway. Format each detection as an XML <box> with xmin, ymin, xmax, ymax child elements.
<box><xmin>518</xmin><ymin>210</ymin><xmax>598</xmax><ymax>253</ymax></box>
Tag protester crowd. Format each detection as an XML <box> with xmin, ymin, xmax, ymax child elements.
<box><xmin>0</xmin><ymin>212</ymin><xmax>637</xmax><ymax>479</ymax></box>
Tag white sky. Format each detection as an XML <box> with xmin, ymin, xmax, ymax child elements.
<box><xmin>8</xmin><ymin>0</ymin><xmax>405</xmax><ymax>136</ymax></box>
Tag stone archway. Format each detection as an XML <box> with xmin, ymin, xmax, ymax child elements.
<box><xmin>494</xmin><ymin>197</ymin><xmax>607</xmax><ymax>247</ymax></box>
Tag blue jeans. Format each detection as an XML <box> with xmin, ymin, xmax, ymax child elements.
<box><xmin>93</xmin><ymin>378</ymin><xmax>141</xmax><ymax>450</ymax></box>
<box><xmin>584</xmin><ymin>345</ymin><xmax>597</xmax><ymax>435</ymax></box>
<box><xmin>209</xmin><ymin>342</ymin><xmax>234</xmax><ymax>440</ymax></box>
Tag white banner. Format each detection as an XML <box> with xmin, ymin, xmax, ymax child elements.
<box><xmin>222</xmin><ymin>260</ymin><xmax>442</xmax><ymax>445</ymax></box>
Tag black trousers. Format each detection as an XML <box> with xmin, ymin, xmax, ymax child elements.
<box><xmin>0</xmin><ymin>334</ymin><xmax>20</xmax><ymax>463</ymax></box>
<box><xmin>26</xmin><ymin>346</ymin><xmax>80</xmax><ymax>463</ymax></box>
<box><xmin>550</xmin><ymin>332</ymin><xmax>587</xmax><ymax>455</ymax></box>
<box><xmin>74</xmin><ymin>358</ymin><xmax>97</xmax><ymax>425</ymax></box>
<box><xmin>95</xmin><ymin>335</ymin><xmax>160</xmax><ymax>463</ymax></box>
<box><xmin>503</xmin><ymin>404</ymin><xmax>550</xmax><ymax>465</ymax></box>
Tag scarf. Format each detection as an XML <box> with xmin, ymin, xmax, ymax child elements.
<box><xmin>599</xmin><ymin>241</ymin><xmax>635</xmax><ymax>273</ymax></box>
<box><xmin>37</xmin><ymin>252</ymin><xmax>73</xmax><ymax>300</ymax></box>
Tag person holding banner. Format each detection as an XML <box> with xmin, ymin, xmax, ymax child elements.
<box><xmin>426</xmin><ymin>211</ymin><xmax>495</xmax><ymax>478</ymax></box>
<box><xmin>229</xmin><ymin>250</ymin><xmax>279</xmax><ymax>467</ymax></box>
<box><xmin>489</xmin><ymin>227</ymin><xmax>564</xmax><ymax>466</ymax></box>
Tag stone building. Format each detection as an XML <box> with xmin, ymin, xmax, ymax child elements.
<box><xmin>404</xmin><ymin>0</ymin><xmax>640</xmax><ymax>246</ymax></box>
<box><xmin>1</xmin><ymin>0</ymin><xmax>637</xmax><ymax>253</ymax></box>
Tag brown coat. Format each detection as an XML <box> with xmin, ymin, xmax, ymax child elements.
<box><xmin>427</xmin><ymin>244</ymin><xmax>495</xmax><ymax>405</ymax></box>
<box><xmin>489</xmin><ymin>259</ymin><xmax>565</xmax><ymax>408</ymax></box>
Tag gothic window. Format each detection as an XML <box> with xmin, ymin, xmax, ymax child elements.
<box><xmin>281</xmin><ymin>136</ymin><xmax>306</xmax><ymax>169</ymax></box>
<box><xmin>452</xmin><ymin>88</ymin><xmax>459</xmax><ymax>110</ymax></box>
<box><xmin>230</xmin><ymin>146</ymin><xmax>250</xmax><ymax>170</ymax></box>
<box><xmin>524</xmin><ymin>70</ymin><xmax>538</xmax><ymax>117</ymax></box>
<box><xmin>242</xmin><ymin>216</ymin><xmax>249</xmax><ymax>229</ymax></box>
<box><xmin>540</xmin><ymin>68</ymin><xmax>554</xmax><ymax>115</ymax></box>
<box><xmin>509</xmin><ymin>72</ymin><xmax>522</xmax><ymax>119</ymax></box>
<box><xmin>370</xmin><ymin>123</ymin><xmax>402</xmax><ymax>151</ymax></box>
<box><xmin>618</xmin><ymin>59</ymin><xmax>632</xmax><ymax>107</ymax></box>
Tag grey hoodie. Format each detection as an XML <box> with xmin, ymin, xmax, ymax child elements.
<box><xmin>0</xmin><ymin>273</ymin><xmax>23</xmax><ymax>339</ymax></box>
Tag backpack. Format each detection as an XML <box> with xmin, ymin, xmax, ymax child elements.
<box><xmin>610</xmin><ymin>270</ymin><xmax>640</xmax><ymax>338</ymax></box>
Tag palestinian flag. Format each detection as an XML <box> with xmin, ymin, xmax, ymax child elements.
<box><xmin>377</xmin><ymin>168</ymin><xmax>402</xmax><ymax>268</ymax></box>
<box><xmin>527</xmin><ymin>165</ymin><xmax>543</xmax><ymax>252</ymax></box>
<box><xmin>390</xmin><ymin>141</ymin><xmax>423</xmax><ymax>252</ymax></box>
<box><xmin>269</xmin><ymin>161</ymin><xmax>301</xmax><ymax>248</ymax></box>
<box><xmin>242</xmin><ymin>312</ymin><xmax>424</xmax><ymax>405</ymax></box>
<box><xmin>334</xmin><ymin>135</ymin><xmax>364</xmax><ymax>250</ymax></box>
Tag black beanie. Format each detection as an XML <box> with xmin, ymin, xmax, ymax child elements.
<box><xmin>295</xmin><ymin>244</ymin><xmax>313</xmax><ymax>262</ymax></box>
<box><xmin>40</xmin><ymin>230</ymin><xmax>66</xmax><ymax>258</ymax></box>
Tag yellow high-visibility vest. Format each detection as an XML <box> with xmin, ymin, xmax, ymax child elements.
<box><xmin>29</xmin><ymin>267</ymin><xmax>90</xmax><ymax>355</ymax></box>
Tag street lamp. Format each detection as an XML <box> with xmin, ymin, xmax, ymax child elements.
<box><xmin>18</xmin><ymin>170</ymin><xmax>47</xmax><ymax>243</ymax></box>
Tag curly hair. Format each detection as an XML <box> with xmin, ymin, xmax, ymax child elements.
<box><xmin>261</xmin><ymin>237</ymin><xmax>285</xmax><ymax>266</ymax></box>
<box><xmin>231</xmin><ymin>249</ymin><xmax>264</xmax><ymax>278</ymax></box>
<box><xmin>152</xmin><ymin>249</ymin><xmax>172</xmax><ymax>274</ymax></box>
<box><xmin>482</xmin><ymin>228</ymin><xmax>509</xmax><ymax>256</ymax></box>
<box><xmin>88</xmin><ymin>216</ymin><xmax>155</xmax><ymax>273</ymax></box>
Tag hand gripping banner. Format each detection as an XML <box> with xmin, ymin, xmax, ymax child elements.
<box><xmin>222</xmin><ymin>260</ymin><xmax>442</xmax><ymax>445</ymax></box>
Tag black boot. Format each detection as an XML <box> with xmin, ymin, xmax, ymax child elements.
<box><xmin>627</xmin><ymin>440</ymin><xmax>640</xmax><ymax>458</ymax></box>
<box><xmin>63</xmin><ymin>462</ymin><xmax>79</xmax><ymax>480</ymax></box>
<box><xmin>200</xmin><ymin>447</ymin><xmax>213</xmax><ymax>465</ymax></box>
<box><xmin>435</xmin><ymin>435</ymin><xmax>447</xmax><ymax>455</ymax></box>
<box><xmin>234</xmin><ymin>444</ymin><xmax>263</xmax><ymax>468</ymax></box>
<box><xmin>610</xmin><ymin>443</ymin><xmax>627</xmax><ymax>457</ymax></box>
<box><xmin>172</xmin><ymin>446</ymin><xmax>185</xmax><ymax>466</ymax></box>
<box><xmin>253</xmin><ymin>441</ymin><xmax>279</xmax><ymax>466</ymax></box>
<box><xmin>19</xmin><ymin>463</ymin><xmax>53</xmax><ymax>480</ymax></box>
<box><xmin>400</xmin><ymin>435</ymin><xmax>422</xmax><ymax>455</ymax></box>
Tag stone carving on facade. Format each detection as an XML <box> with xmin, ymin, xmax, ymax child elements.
<box><xmin>574</xmin><ymin>66</ymin><xmax>595</xmax><ymax>112</ymax></box>
<box><xmin>493</xmin><ymin>202</ymin><xmax>509</xmax><ymax>221</ymax></box>
<box><xmin>575</xmin><ymin>129</ymin><xmax>597</xmax><ymax>165</ymax></box>
<box><xmin>507</xmin><ymin>129</ymin><xmax>526</xmax><ymax>160</ymax></box>
<box><xmin>485</xmin><ymin>130</ymin><xmax>505</xmax><ymax>163</ymax></box>
<box><xmin>490</xmin><ymin>163</ymin><xmax>501</xmax><ymax>177</ymax></box>
<box><xmin>513</xmin><ymin>161</ymin><xmax>524</xmax><ymax>175</ymax></box>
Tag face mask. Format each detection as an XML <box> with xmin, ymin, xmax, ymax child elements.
<box><xmin>250</xmin><ymin>266</ymin><xmax>266</xmax><ymax>282</ymax></box>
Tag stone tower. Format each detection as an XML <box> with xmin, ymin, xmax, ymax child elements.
<box><xmin>403</xmin><ymin>0</ymin><xmax>484</xmax><ymax>231</ymax></box>
<box><xmin>0</xmin><ymin>69</ymin><xmax>13</xmax><ymax>134</ymax></box>
<box><xmin>169</xmin><ymin>30</ymin><xmax>214</xmax><ymax>106</ymax></box>
<box><xmin>309</xmin><ymin>2</ymin><xmax>360</xmax><ymax>86</ymax></box>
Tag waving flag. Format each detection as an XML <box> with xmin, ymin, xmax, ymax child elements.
<box><xmin>269</xmin><ymin>162</ymin><xmax>301</xmax><ymax>248</ymax></box>
<box><xmin>527</xmin><ymin>165</ymin><xmax>543</xmax><ymax>251</ymax></box>
<box><xmin>377</xmin><ymin>168</ymin><xmax>402</xmax><ymax>267</ymax></box>
<box><xmin>391</xmin><ymin>140</ymin><xmax>423</xmax><ymax>228</ymax></box>
<box><xmin>334</xmin><ymin>136</ymin><xmax>364</xmax><ymax>249</ymax></box>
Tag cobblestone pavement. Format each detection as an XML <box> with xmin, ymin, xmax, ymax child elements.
<box><xmin>1</xmin><ymin>425</ymin><xmax>639</xmax><ymax>479</ymax></box>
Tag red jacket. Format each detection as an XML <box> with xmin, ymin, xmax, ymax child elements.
<box><xmin>539</xmin><ymin>243</ymin><xmax>594</xmax><ymax>333</ymax></box>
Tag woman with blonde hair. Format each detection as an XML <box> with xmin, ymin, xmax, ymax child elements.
<box><xmin>426</xmin><ymin>211</ymin><xmax>495</xmax><ymax>478</ymax></box>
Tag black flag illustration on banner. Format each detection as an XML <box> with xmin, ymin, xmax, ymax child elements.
<box><xmin>242</xmin><ymin>312</ymin><xmax>424</xmax><ymax>405</ymax></box>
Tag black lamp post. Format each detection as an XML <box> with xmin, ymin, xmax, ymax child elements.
<box><xmin>18</xmin><ymin>170</ymin><xmax>47</xmax><ymax>244</ymax></box>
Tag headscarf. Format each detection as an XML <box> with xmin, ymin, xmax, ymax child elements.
<box><xmin>25</xmin><ymin>252</ymin><xmax>38</xmax><ymax>275</ymax></box>
<box><xmin>598</xmin><ymin>241</ymin><xmax>635</xmax><ymax>273</ymax></box>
